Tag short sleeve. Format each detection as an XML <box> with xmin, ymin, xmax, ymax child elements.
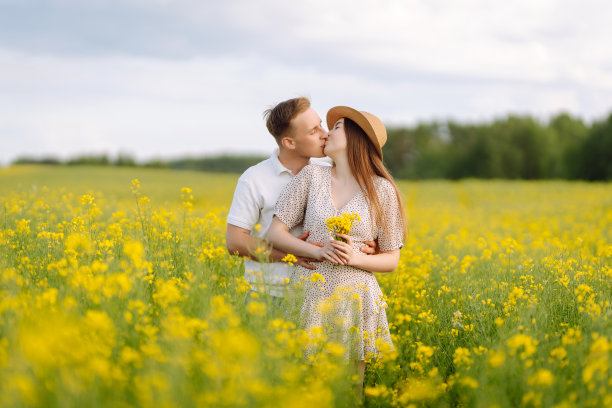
<box><xmin>226</xmin><ymin>175</ymin><xmax>262</xmax><ymax>230</ymax></box>
<box><xmin>376</xmin><ymin>179</ymin><xmax>405</xmax><ymax>251</ymax></box>
<box><xmin>274</xmin><ymin>165</ymin><xmax>313</xmax><ymax>229</ymax></box>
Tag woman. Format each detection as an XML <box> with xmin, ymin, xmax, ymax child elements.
<box><xmin>266</xmin><ymin>106</ymin><xmax>407</xmax><ymax>386</ymax></box>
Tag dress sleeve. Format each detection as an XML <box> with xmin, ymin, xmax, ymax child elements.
<box><xmin>376</xmin><ymin>179</ymin><xmax>405</xmax><ymax>251</ymax></box>
<box><xmin>274</xmin><ymin>165</ymin><xmax>313</xmax><ymax>229</ymax></box>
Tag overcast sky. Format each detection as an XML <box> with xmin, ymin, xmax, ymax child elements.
<box><xmin>1</xmin><ymin>0</ymin><xmax>611</xmax><ymax>164</ymax></box>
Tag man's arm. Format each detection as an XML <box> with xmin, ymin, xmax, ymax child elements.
<box><xmin>226</xmin><ymin>224</ymin><xmax>285</xmax><ymax>262</ymax></box>
<box><xmin>226</xmin><ymin>224</ymin><xmax>321</xmax><ymax>269</ymax></box>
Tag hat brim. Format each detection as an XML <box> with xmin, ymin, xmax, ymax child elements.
<box><xmin>326</xmin><ymin>106</ymin><xmax>384</xmax><ymax>157</ymax></box>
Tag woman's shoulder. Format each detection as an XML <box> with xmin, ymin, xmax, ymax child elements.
<box><xmin>298</xmin><ymin>163</ymin><xmax>331</xmax><ymax>178</ymax></box>
<box><xmin>373</xmin><ymin>175</ymin><xmax>395</xmax><ymax>192</ymax></box>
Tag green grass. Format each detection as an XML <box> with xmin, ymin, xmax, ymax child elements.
<box><xmin>0</xmin><ymin>165</ymin><xmax>238</xmax><ymax>207</ymax></box>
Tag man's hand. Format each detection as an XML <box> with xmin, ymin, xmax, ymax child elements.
<box><xmin>360</xmin><ymin>239</ymin><xmax>378</xmax><ymax>255</ymax></box>
<box><xmin>296</xmin><ymin>255</ymin><xmax>320</xmax><ymax>270</ymax></box>
<box><xmin>295</xmin><ymin>230</ymin><xmax>323</xmax><ymax>270</ymax></box>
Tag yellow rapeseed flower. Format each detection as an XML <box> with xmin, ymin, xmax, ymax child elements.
<box><xmin>65</xmin><ymin>233</ymin><xmax>91</xmax><ymax>255</ymax></box>
<box><xmin>123</xmin><ymin>240</ymin><xmax>144</xmax><ymax>268</ymax></box>
<box><xmin>325</xmin><ymin>212</ymin><xmax>360</xmax><ymax>241</ymax></box>
<box><xmin>507</xmin><ymin>333</ymin><xmax>538</xmax><ymax>359</ymax></box>
<box><xmin>246</xmin><ymin>301</ymin><xmax>267</xmax><ymax>317</ymax></box>
<box><xmin>281</xmin><ymin>253</ymin><xmax>297</xmax><ymax>266</ymax></box>
<box><xmin>310</xmin><ymin>273</ymin><xmax>325</xmax><ymax>284</ymax></box>
<box><xmin>488</xmin><ymin>350</ymin><xmax>506</xmax><ymax>368</ymax></box>
<box><xmin>550</xmin><ymin>347</ymin><xmax>567</xmax><ymax>360</ymax></box>
<box><xmin>365</xmin><ymin>384</ymin><xmax>389</xmax><ymax>398</ymax></box>
<box><xmin>130</xmin><ymin>178</ymin><xmax>140</xmax><ymax>193</ymax></box>
<box><xmin>528</xmin><ymin>369</ymin><xmax>554</xmax><ymax>387</ymax></box>
<box><xmin>459</xmin><ymin>376</ymin><xmax>479</xmax><ymax>389</ymax></box>
<box><xmin>453</xmin><ymin>347</ymin><xmax>473</xmax><ymax>368</ymax></box>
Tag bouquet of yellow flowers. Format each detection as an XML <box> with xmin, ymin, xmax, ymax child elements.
<box><xmin>325</xmin><ymin>212</ymin><xmax>360</xmax><ymax>243</ymax></box>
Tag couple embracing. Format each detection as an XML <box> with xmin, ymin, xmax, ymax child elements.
<box><xmin>226</xmin><ymin>97</ymin><xmax>407</xmax><ymax>389</ymax></box>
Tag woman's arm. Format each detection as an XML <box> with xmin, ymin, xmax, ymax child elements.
<box><xmin>267</xmin><ymin>216</ymin><xmax>345</xmax><ymax>264</ymax></box>
<box><xmin>347</xmin><ymin>249</ymin><xmax>400</xmax><ymax>273</ymax></box>
<box><xmin>331</xmin><ymin>233</ymin><xmax>400</xmax><ymax>273</ymax></box>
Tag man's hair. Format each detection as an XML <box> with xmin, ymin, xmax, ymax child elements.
<box><xmin>263</xmin><ymin>97</ymin><xmax>311</xmax><ymax>144</ymax></box>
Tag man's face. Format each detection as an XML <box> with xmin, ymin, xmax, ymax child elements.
<box><xmin>287</xmin><ymin>108</ymin><xmax>328</xmax><ymax>159</ymax></box>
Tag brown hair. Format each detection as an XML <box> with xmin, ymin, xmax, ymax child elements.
<box><xmin>263</xmin><ymin>97</ymin><xmax>311</xmax><ymax>144</ymax></box>
<box><xmin>344</xmin><ymin>118</ymin><xmax>407</xmax><ymax>241</ymax></box>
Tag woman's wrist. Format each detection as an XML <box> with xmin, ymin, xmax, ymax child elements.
<box><xmin>347</xmin><ymin>252</ymin><xmax>363</xmax><ymax>268</ymax></box>
<box><xmin>307</xmin><ymin>244</ymin><xmax>322</xmax><ymax>261</ymax></box>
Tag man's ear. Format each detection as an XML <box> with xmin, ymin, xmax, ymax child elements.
<box><xmin>280</xmin><ymin>136</ymin><xmax>296</xmax><ymax>150</ymax></box>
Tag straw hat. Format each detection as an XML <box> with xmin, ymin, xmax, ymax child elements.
<box><xmin>326</xmin><ymin>106</ymin><xmax>387</xmax><ymax>157</ymax></box>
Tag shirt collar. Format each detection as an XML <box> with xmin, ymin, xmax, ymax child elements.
<box><xmin>270</xmin><ymin>148</ymin><xmax>294</xmax><ymax>176</ymax></box>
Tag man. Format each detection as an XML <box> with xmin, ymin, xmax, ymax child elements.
<box><xmin>226</xmin><ymin>97</ymin><xmax>374</xmax><ymax>299</ymax></box>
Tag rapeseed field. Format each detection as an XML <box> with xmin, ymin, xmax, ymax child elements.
<box><xmin>0</xmin><ymin>165</ymin><xmax>611</xmax><ymax>407</ymax></box>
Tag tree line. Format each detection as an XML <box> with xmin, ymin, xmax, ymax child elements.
<box><xmin>382</xmin><ymin>112</ymin><xmax>612</xmax><ymax>180</ymax></box>
<box><xmin>12</xmin><ymin>112</ymin><xmax>612</xmax><ymax>180</ymax></box>
<box><xmin>12</xmin><ymin>153</ymin><xmax>269</xmax><ymax>174</ymax></box>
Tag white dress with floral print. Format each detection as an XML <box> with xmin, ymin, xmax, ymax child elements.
<box><xmin>275</xmin><ymin>164</ymin><xmax>404</xmax><ymax>360</ymax></box>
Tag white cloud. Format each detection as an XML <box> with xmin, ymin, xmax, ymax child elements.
<box><xmin>1</xmin><ymin>0</ymin><xmax>612</xmax><ymax>164</ymax></box>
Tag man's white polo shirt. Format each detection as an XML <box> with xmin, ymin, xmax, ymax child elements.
<box><xmin>226</xmin><ymin>149</ymin><xmax>331</xmax><ymax>297</ymax></box>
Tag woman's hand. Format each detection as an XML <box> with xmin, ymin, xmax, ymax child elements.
<box><xmin>317</xmin><ymin>237</ymin><xmax>346</xmax><ymax>264</ymax></box>
<box><xmin>329</xmin><ymin>233</ymin><xmax>358</xmax><ymax>266</ymax></box>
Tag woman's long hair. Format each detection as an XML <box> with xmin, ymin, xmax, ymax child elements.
<box><xmin>344</xmin><ymin>118</ymin><xmax>407</xmax><ymax>241</ymax></box>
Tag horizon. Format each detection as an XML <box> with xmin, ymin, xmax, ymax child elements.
<box><xmin>5</xmin><ymin>108</ymin><xmax>610</xmax><ymax>167</ymax></box>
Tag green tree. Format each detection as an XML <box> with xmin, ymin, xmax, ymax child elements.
<box><xmin>575</xmin><ymin>113</ymin><xmax>612</xmax><ymax>180</ymax></box>
<box><xmin>549</xmin><ymin>113</ymin><xmax>588</xmax><ymax>178</ymax></box>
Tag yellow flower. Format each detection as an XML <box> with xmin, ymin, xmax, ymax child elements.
<box><xmin>325</xmin><ymin>212</ymin><xmax>360</xmax><ymax>241</ymax></box>
<box><xmin>180</xmin><ymin>187</ymin><xmax>194</xmax><ymax>211</ymax></box>
<box><xmin>364</xmin><ymin>384</ymin><xmax>389</xmax><ymax>398</ymax></box>
<box><xmin>550</xmin><ymin>347</ymin><xmax>567</xmax><ymax>360</ymax></box>
<box><xmin>528</xmin><ymin>369</ymin><xmax>554</xmax><ymax>387</ymax></box>
<box><xmin>459</xmin><ymin>376</ymin><xmax>479</xmax><ymax>389</ymax></box>
<box><xmin>507</xmin><ymin>333</ymin><xmax>538</xmax><ymax>359</ymax></box>
<box><xmin>561</xmin><ymin>328</ymin><xmax>582</xmax><ymax>345</ymax></box>
<box><xmin>396</xmin><ymin>377</ymin><xmax>445</xmax><ymax>403</ymax></box>
<box><xmin>65</xmin><ymin>233</ymin><xmax>91</xmax><ymax>255</ymax></box>
<box><xmin>325</xmin><ymin>342</ymin><xmax>345</xmax><ymax>358</ymax></box>
<box><xmin>453</xmin><ymin>347</ymin><xmax>472</xmax><ymax>367</ymax></box>
<box><xmin>120</xmin><ymin>346</ymin><xmax>142</xmax><ymax>367</ymax></box>
<box><xmin>130</xmin><ymin>178</ymin><xmax>141</xmax><ymax>193</ymax></box>
<box><xmin>123</xmin><ymin>240</ymin><xmax>144</xmax><ymax>268</ymax></box>
<box><xmin>310</xmin><ymin>273</ymin><xmax>325</xmax><ymax>284</ymax></box>
<box><xmin>417</xmin><ymin>344</ymin><xmax>435</xmax><ymax>362</ymax></box>
<box><xmin>246</xmin><ymin>301</ymin><xmax>267</xmax><ymax>317</ymax></box>
<box><xmin>84</xmin><ymin>309</ymin><xmax>115</xmax><ymax>334</ymax></box>
<box><xmin>80</xmin><ymin>194</ymin><xmax>95</xmax><ymax>206</ymax></box>
<box><xmin>281</xmin><ymin>253</ymin><xmax>297</xmax><ymax>266</ymax></box>
<box><xmin>152</xmin><ymin>279</ymin><xmax>184</xmax><ymax>307</ymax></box>
<box><xmin>488</xmin><ymin>350</ymin><xmax>506</xmax><ymax>368</ymax></box>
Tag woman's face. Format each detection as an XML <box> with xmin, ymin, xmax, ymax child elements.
<box><xmin>324</xmin><ymin>118</ymin><xmax>347</xmax><ymax>157</ymax></box>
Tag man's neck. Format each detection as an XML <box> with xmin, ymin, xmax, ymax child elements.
<box><xmin>278</xmin><ymin>148</ymin><xmax>309</xmax><ymax>175</ymax></box>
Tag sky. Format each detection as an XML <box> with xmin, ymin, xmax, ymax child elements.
<box><xmin>1</xmin><ymin>0</ymin><xmax>611</xmax><ymax>165</ymax></box>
